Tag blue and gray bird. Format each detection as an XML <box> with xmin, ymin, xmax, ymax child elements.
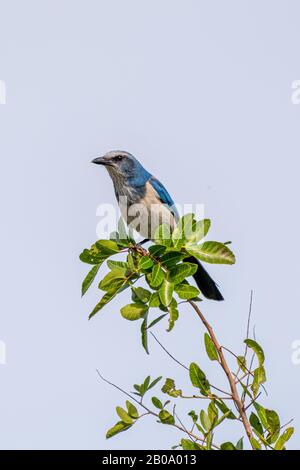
<box><xmin>92</xmin><ymin>150</ymin><xmax>223</xmax><ymax>301</ymax></box>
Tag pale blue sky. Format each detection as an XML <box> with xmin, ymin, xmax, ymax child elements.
<box><xmin>0</xmin><ymin>0</ymin><xmax>299</xmax><ymax>449</ymax></box>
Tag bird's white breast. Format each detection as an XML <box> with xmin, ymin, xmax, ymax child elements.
<box><xmin>119</xmin><ymin>181</ymin><xmax>175</xmax><ymax>239</ymax></box>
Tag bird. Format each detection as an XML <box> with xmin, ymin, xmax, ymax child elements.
<box><xmin>92</xmin><ymin>150</ymin><xmax>223</xmax><ymax>301</ymax></box>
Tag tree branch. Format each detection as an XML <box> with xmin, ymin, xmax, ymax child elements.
<box><xmin>150</xmin><ymin>332</ymin><xmax>188</xmax><ymax>371</ymax></box>
<box><xmin>150</xmin><ymin>332</ymin><xmax>232</xmax><ymax>398</ymax></box>
<box><xmin>188</xmin><ymin>300</ymin><xmax>254</xmax><ymax>447</ymax></box>
<box><xmin>96</xmin><ymin>369</ymin><xmax>220</xmax><ymax>448</ymax></box>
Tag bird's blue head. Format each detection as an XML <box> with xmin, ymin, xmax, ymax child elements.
<box><xmin>92</xmin><ymin>150</ymin><xmax>151</xmax><ymax>186</ymax></box>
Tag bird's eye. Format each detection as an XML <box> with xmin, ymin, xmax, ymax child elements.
<box><xmin>114</xmin><ymin>155</ymin><xmax>124</xmax><ymax>161</ymax></box>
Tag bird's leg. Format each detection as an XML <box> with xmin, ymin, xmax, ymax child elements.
<box><xmin>137</xmin><ymin>238</ymin><xmax>150</xmax><ymax>255</ymax></box>
<box><xmin>130</xmin><ymin>239</ymin><xmax>150</xmax><ymax>256</ymax></box>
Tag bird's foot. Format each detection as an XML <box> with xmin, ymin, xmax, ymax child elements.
<box><xmin>130</xmin><ymin>241</ymin><xmax>149</xmax><ymax>257</ymax></box>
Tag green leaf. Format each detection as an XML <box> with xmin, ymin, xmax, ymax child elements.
<box><xmin>171</xmin><ymin>214</ymin><xmax>195</xmax><ymax>248</ymax></box>
<box><xmin>215</xmin><ymin>400</ymin><xmax>236</xmax><ymax>420</ymax></box>
<box><xmin>141</xmin><ymin>376</ymin><xmax>151</xmax><ymax>394</ymax></box>
<box><xmin>239</xmin><ymin>379</ymin><xmax>252</xmax><ymax>400</ymax></box>
<box><xmin>179</xmin><ymin>213</ymin><xmax>195</xmax><ymax>240</ymax></box>
<box><xmin>204</xmin><ymin>333</ymin><xmax>219</xmax><ymax>361</ymax></box>
<box><xmin>120</xmin><ymin>303</ymin><xmax>149</xmax><ymax>321</ymax></box>
<box><xmin>251</xmin><ymin>366</ymin><xmax>266</xmax><ymax>397</ymax></box>
<box><xmin>207</xmin><ymin>401</ymin><xmax>218</xmax><ymax>426</ymax></box>
<box><xmin>244</xmin><ymin>339</ymin><xmax>265</xmax><ymax>366</ymax></box>
<box><xmin>148</xmin><ymin>245</ymin><xmax>166</xmax><ymax>257</ymax></box>
<box><xmin>89</xmin><ymin>288</ymin><xmax>122</xmax><ymax>319</ymax></box>
<box><xmin>80</xmin><ymin>239</ymin><xmax>119</xmax><ymax>265</ymax></box>
<box><xmin>95</xmin><ymin>239</ymin><xmax>120</xmax><ymax>255</ymax></box>
<box><xmin>109</xmin><ymin>229</ymin><xmax>119</xmax><ymax>241</ymax></box>
<box><xmin>125</xmin><ymin>401</ymin><xmax>139</xmax><ymax>419</ymax></box>
<box><xmin>147</xmin><ymin>314</ymin><xmax>168</xmax><ymax>329</ymax></box>
<box><xmin>237</xmin><ymin>356</ymin><xmax>247</xmax><ymax>373</ymax></box>
<box><xmin>250</xmin><ymin>412</ymin><xmax>263</xmax><ymax>435</ymax></box>
<box><xmin>150</xmin><ymin>264</ymin><xmax>165</xmax><ymax>288</ymax></box>
<box><xmin>250</xmin><ymin>437</ymin><xmax>261</xmax><ymax>450</ymax></box>
<box><xmin>160</xmin><ymin>251</ymin><xmax>185</xmax><ymax>267</ymax></box>
<box><xmin>149</xmin><ymin>292</ymin><xmax>161</xmax><ymax>307</ymax></box>
<box><xmin>189</xmin><ymin>363</ymin><xmax>210</xmax><ymax>396</ymax></box>
<box><xmin>206</xmin><ymin>432</ymin><xmax>213</xmax><ymax>450</ymax></box>
<box><xmin>265</xmin><ymin>409</ymin><xmax>280</xmax><ymax>443</ymax></box>
<box><xmin>220</xmin><ymin>442</ymin><xmax>236</xmax><ymax>450</ymax></box>
<box><xmin>154</xmin><ymin>223</ymin><xmax>172</xmax><ymax>247</ymax></box>
<box><xmin>81</xmin><ymin>264</ymin><xmax>101</xmax><ymax>296</ymax></box>
<box><xmin>168</xmin><ymin>263</ymin><xmax>197</xmax><ymax>285</ymax></box>
<box><xmin>133</xmin><ymin>384</ymin><xmax>141</xmax><ymax>393</ymax></box>
<box><xmin>236</xmin><ymin>437</ymin><xmax>244</xmax><ymax>450</ymax></box>
<box><xmin>254</xmin><ymin>403</ymin><xmax>268</xmax><ymax>429</ymax></box>
<box><xmin>186</xmin><ymin>241</ymin><xmax>235</xmax><ymax>265</ymax></box>
<box><xmin>107</xmin><ymin>260</ymin><xmax>128</xmax><ymax>273</ymax></box>
<box><xmin>214</xmin><ymin>410</ymin><xmax>231</xmax><ymax>428</ymax></box>
<box><xmin>195</xmin><ymin>422</ymin><xmax>206</xmax><ymax>435</ymax></box>
<box><xmin>106</xmin><ymin>420</ymin><xmax>132</xmax><ymax>439</ymax></box>
<box><xmin>167</xmin><ymin>298</ymin><xmax>179</xmax><ymax>332</ymax></box>
<box><xmin>117</xmin><ymin>217</ymin><xmax>128</xmax><ymax>239</ymax></box>
<box><xmin>99</xmin><ymin>270</ymin><xmax>127</xmax><ymax>291</ymax></box>
<box><xmin>138</xmin><ymin>256</ymin><xmax>154</xmax><ymax>270</ymax></box>
<box><xmin>148</xmin><ymin>376</ymin><xmax>162</xmax><ymax>390</ymax></box>
<box><xmin>200</xmin><ymin>410</ymin><xmax>211</xmax><ymax>431</ymax></box>
<box><xmin>132</xmin><ymin>287</ymin><xmax>151</xmax><ymax>304</ymax></box>
<box><xmin>161</xmin><ymin>378</ymin><xmax>182</xmax><ymax>397</ymax></box>
<box><xmin>174</xmin><ymin>283</ymin><xmax>200</xmax><ymax>300</ymax></box>
<box><xmin>127</xmin><ymin>252</ymin><xmax>137</xmax><ymax>272</ymax></box>
<box><xmin>79</xmin><ymin>248</ymin><xmax>106</xmax><ymax>265</ymax></box>
<box><xmin>159</xmin><ymin>409</ymin><xmax>175</xmax><ymax>425</ymax></box>
<box><xmin>141</xmin><ymin>314</ymin><xmax>149</xmax><ymax>354</ymax></box>
<box><xmin>151</xmin><ymin>397</ymin><xmax>163</xmax><ymax>409</ymax></box>
<box><xmin>181</xmin><ymin>439</ymin><xmax>202</xmax><ymax>450</ymax></box>
<box><xmin>116</xmin><ymin>406</ymin><xmax>133</xmax><ymax>424</ymax></box>
<box><xmin>188</xmin><ymin>410</ymin><xmax>198</xmax><ymax>423</ymax></box>
<box><xmin>252</xmin><ymin>429</ymin><xmax>269</xmax><ymax>448</ymax></box>
<box><xmin>172</xmin><ymin>227</ymin><xmax>185</xmax><ymax>249</ymax></box>
<box><xmin>109</xmin><ymin>231</ymin><xmax>119</xmax><ymax>241</ymax></box>
<box><xmin>127</xmin><ymin>227</ymin><xmax>136</xmax><ymax>244</ymax></box>
<box><xmin>159</xmin><ymin>279</ymin><xmax>174</xmax><ymax>306</ymax></box>
<box><xmin>274</xmin><ymin>427</ymin><xmax>294</xmax><ymax>450</ymax></box>
<box><xmin>188</xmin><ymin>219</ymin><xmax>211</xmax><ymax>243</ymax></box>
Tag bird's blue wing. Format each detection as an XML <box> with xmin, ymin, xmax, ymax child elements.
<box><xmin>149</xmin><ymin>176</ymin><xmax>179</xmax><ymax>220</ymax></box>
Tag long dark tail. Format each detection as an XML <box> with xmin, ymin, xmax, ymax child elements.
<box><xmin>186</xmin><ymin>256</ymin><xmax>224</xmax><ymax>301</ymax></box>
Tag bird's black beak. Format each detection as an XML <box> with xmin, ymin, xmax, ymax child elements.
<box><xmin>91</xmin><ymin>156</ymin><xmax>112</xmax><ymax>166</ymax></box>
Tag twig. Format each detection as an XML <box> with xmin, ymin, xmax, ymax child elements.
<box><xmin>188</xmin><ymin>300</ymin><xmax>254</xmax><ymax>447</ymax></box>
<box><xmin>243</xmin><ymin>353</ymin><xmax>255</xmax><ymax>402</ymax></box>
<box><xmin>244</xmin><ymin>392</ymin><xmax>262</xmax><ymax>411</ymax></box>
<box><xmin>222</xmin><ymin>346</ymin><xmax>255</xmax><ymax>379</ymax></box>
<box><xmin>96</xmin><ymin>369</ymin><xmax>152</xmax><ymax>414</ymax></box>
<box><xmin>181</xmin><ymin>395</ymin><xmax>233</xmax><ymax>400</ymax></box>
<box><xmin>174</xmin><ymin>410</ymin><xmax>196</xmax><ymax>445</ymax></box>
<box><xmin>150</xmin><ymin>332</ymin><xmax>232</xmax><ymax>397</ymax></box>
<box><xmin>235</xmin><ymin>371</ymin><xmax>251</xmax><ymax>384</ymax></box>
<box><xmin>246</xmin><ymin>290</ymin><xmax>253</xmax><ymax>340</ymax></box>
<box><xmin>150</xmin><ymin>332</ymin><xmax>188</xmax><ymax>371</ymax></box>
<box><xmin>235</xmin><ymin>291</ymin><xmax>253</xmax><ymax>380</ymax></box>
<box><xmin>96</xmin><ymin>369</ymin><xmax>216</xmax><ymax>448</ymax></box>
<box><xmin>138</xmin><ymin>412</ymin><xmax>151</xmax><ymax>419</ymax></box>
<box><xmin>280</xmin><ymin>419</ymin><xmax>294</xmax><ymax>431</ymax></box>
